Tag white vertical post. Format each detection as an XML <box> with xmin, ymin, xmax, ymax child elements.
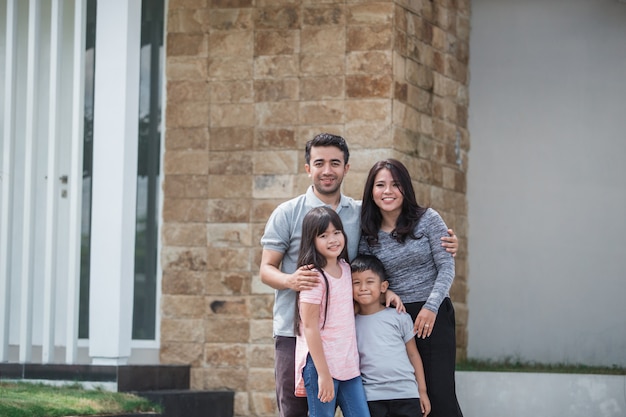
<box><xmin>89</xmin><ymin>0</ymin><xmax>141</xmax><ymax>365</ymax></box>
<box><xmin>0</xmin><ymin>0</ymin><xmax>17</xmax><ymax>362</ymax></box>
<box><xmin>42</xmin><ymin>0</ymin><xmax>62</xmax><ymax>364</ymax></box>
<box><xmin>65</xmin><ymin>0</ymin><xmax>86</xmax><ymax>364</ymax></box>
<box><xmin>19</xmin><ymin>0</ymin><xmax>41</xmax><ymax>364</ymax></box>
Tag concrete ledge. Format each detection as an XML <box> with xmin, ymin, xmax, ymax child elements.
<box><xmin>456</xmin><ymin>371</ymin><xmax>626</xmax><ymax>417</ymax></box>
<box><xmin>0</xmin><ymin>363</ymin><xmax>190</xmax><ymax>392</ymax></box>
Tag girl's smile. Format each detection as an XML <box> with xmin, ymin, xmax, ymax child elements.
<box><xmin>315</xmin><ymin>225</ymin><xmax>345</xmax><ymax>260</ymax></box>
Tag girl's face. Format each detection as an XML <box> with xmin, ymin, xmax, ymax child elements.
<box><xmin>314</xmin><ymin>223</ymin><xmax>345</xmax><ymax>261</ymax></box>
<box><xmin>372</xmin><ymin>168</ymin><xmax>403</xmax><ymax>215</ymax></box>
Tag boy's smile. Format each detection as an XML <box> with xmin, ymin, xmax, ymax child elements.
<box><xmin>352</xmin><ymin>270</ymin><xmax>389</xmax><ymax>314</ymax></box>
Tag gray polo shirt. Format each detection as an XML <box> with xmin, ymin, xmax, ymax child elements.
<box><xmin>260</xmin><ymin>186</ymin><xmax>361</xmax><ymax>337</ymax></box>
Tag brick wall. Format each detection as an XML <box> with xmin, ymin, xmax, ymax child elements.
<box><xmin>161</xmin><ymin>1</ymin><xmax>470</xmax><ymax>415</ymax></box>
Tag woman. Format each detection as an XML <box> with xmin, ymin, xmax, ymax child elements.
<box><xmin>358</xmin><ymin>159</ymin><xmax>463</xmax><ymax>417</ymax></box>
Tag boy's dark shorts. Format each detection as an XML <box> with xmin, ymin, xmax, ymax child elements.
<box><xmin>368</xmin><ymin>398</ymin><xmax>422</xmax><ymax>417</ymax></box>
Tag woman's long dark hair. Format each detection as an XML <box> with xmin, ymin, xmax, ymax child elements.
<box><xmin>295</xmin><ymin>206</ymin><xmax>349</xmax><ymax>334</ymax></box>
<box><xmin>360</xmin><ymin>159</ymin><xmax>427</xmax><ymax>246</ymax></box>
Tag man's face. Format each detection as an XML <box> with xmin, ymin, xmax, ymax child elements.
<box><xmin>305</xmin><ymin>146</ymin><xmax>350</xmax><ymax>197</ymax></box>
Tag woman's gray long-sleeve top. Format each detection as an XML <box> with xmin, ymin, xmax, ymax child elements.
<box><xmin>358</xmin><ymin>208</ymin><xmax>455</xmax><ymax>313</ymax></box>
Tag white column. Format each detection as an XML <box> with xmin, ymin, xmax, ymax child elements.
<box><xmin>0</xmin><ymin>0</ymin><xmax>17</xmax><ymax>362</ymax></box>
<box><xmin>41</xmin><ymin>0</ymin><xmax>62</xmax><ymax>365</ymax></box>
<box><xmin>88</xmin><ymin>0</ymin><xmax>141</xmax><ymax>365</ymax></box>
<box><xmin>19</xmin><ymin>0</ymin><xmax>41</xmax><ymax>363</ymax></box>
<box><xmin>65</xmin><ymin>0</ymin><xmax>86</xmax><ymax>365</ymax></box>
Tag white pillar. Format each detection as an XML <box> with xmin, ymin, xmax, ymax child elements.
<box><xmin>41</xmin><ymin>0</ymin><xmax>62</xmax><ymax>365</ymax></box>
<box><xmin>0</xmin><ymin>0</ymin><xmax>18</xmax><ymax>362</ymax></box>
<box><xmin>65</xmin><ymin>0</ymin><xmax>86</xmax><ymax>365</ymax></box>
<box><xmin>89</xmin><ymin>0</ymin><xmax>141</xmax><ymax>365</ymax></box>
<box><xmin>19</xmin><ymin>0</ymin><xmax>41</xmax><ymax>363</ymax></box>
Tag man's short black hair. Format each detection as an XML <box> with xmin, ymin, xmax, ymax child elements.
<box><xmin>305</xmin><ymin>133</ymin><xmax>350</xmax><ymax>165</ymax></box>
<box><xmin>350</xmin><ymin>254</ymin><xmax>387</xmax><ymax>281</ymax></box>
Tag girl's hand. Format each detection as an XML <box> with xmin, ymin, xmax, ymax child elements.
<box><xmin>414</xmin><ymin>308</ymin><xmax>436</xmax><ymax>339</ymax></box>
<box><xmin>317</xmin><ymin>372</ymin><xmax>335</xmax><ymax>403</ymax></box>
<box><xmin>384</xmin><ymin>290</ymin><xmax>406</xmax><ymax>313</ymax></box>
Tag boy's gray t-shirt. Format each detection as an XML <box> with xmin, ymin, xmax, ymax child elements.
<box><xmin>355</xmin><ymin>308</ymin><xmax>421</xmax><ymax>401</ymax></box>
<box><xmin>260</xmin><ymin>186</ymin><xmax>361</xmax><ymax>337</ymax></box>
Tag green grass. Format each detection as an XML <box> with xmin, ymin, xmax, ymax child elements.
<box><xmin>457</xmin><ymin>358</ymin><xmax>626</xmax><ymax>375</ymax></box>
<box><xmin>0</xmin><ymin>381</ymin><xmax>161</xmax><ymax>417</ymax></box>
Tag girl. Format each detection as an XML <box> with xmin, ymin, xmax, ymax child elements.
<box><xmin>294</xmin><ymin>206</ymin><xmax>371</xmax><ymax>417</ymax></box>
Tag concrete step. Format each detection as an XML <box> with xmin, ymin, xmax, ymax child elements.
<box><xmin>0</xmin><ymin>363</ymin><xmax>234</xmax><ymax>417</ymax></box>
<box><xmin>89</xmin><ymin>414</ymin><xmax>163</xmax><ymax>417</ymax></box>
<box><xmin>0</xmin><ymin>363</ymin><xmax>190</xmax><ymax>392</ymax></box>
<box><xmin>137</xmin><ymin>390</ymin><xmax>234</xmax><ymax>417</ymax></box>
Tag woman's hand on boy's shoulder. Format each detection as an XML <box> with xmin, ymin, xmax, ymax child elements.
<box><xmin>383</xmin><ymin>290</ymin><xmax>406</xmax><ymax>313</ymax></box>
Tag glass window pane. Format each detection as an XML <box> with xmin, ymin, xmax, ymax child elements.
<box><xmin>78</xmin><ymin>0</ymin><xmax>97</xmax><ymax>340</ymax></box>
<box><xmin>132</xmin><ymin>0</ymin><xmax>164</xmax><ymax>340</ymax></box>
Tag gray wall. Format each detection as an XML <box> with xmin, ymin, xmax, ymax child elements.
<box><xmin>456</xmin><ymin>372</ymin><xmax>626</xmax><ymax>417</ymax></box>
<box><xmin>468</xmin><ymin>0</ymin><xmax>626</xmax><ymax>366</ymax></box>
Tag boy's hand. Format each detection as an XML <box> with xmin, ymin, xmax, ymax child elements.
<box><xmin>441</xmin><ymin>228</ymin><xmax>458</xmax><ymax>257</ymax></box>
<box><xmin>420</xmin><ymin>392</ymin><xmax>431</xmax><ymax>416</ymax></box>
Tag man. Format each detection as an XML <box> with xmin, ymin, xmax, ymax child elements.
<box><xmin>260</xmin><ymin>133</ymin><xmax>457</xmax><ymax>417</ymax></box>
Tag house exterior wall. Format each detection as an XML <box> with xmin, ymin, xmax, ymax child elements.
<box><xmin>468</xmin><ymin>0</ymin><xmax>626</xmax><ymax>367</ymax></box>
<box><xmin>160</xmin><ymin>1</ymin><xmax>470</xmax><ymax>415</ymax></box>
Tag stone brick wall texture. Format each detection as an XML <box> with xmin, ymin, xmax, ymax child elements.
<box><xmin>161</xmin><ymin>0</ymin><xmax>470</xmax><ymax>415</ymax></box>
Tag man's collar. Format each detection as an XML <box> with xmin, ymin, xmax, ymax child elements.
<box><xmin>306</xmin><ymin>185</ymin><xmax>347</xmax><ymax>208</ymax></box>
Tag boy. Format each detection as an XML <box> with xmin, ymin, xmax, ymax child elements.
<box><xmin>351</xmin><ymin>254</ymin><xmax>431</xmax><ymax>417</ymax></box>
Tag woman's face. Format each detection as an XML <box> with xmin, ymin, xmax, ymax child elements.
<box><xmin>372</xmin><ymin>168</ymin><xmax>403</xmax><ymax>215</ymax></box>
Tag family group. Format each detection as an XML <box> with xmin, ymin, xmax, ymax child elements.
<box><xmin>260</xmin><ymin>133</ymin><xmax>463</xmax><ymax>417</ymax></box>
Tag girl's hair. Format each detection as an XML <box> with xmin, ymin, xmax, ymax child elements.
<box><xmin>360</xmin><ymin>159</ymin><xmax>427</xmax><ymax>246</ymax></box>
<box><xmin>295</xmin><ymin>206</ymin><xmax>349</xmax><ymax>334</ymax></box>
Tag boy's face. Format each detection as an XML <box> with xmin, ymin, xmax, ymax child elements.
<box><xmin>352</xmin><ymin>270</ymin><xmax>388</xmax><ymax>307</ymax></box>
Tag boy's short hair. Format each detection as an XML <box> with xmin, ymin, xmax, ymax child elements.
<box><xmin>350</xmin><ymin>254</ymin><xmax>387</xmax><ymax>281</ymax></box>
